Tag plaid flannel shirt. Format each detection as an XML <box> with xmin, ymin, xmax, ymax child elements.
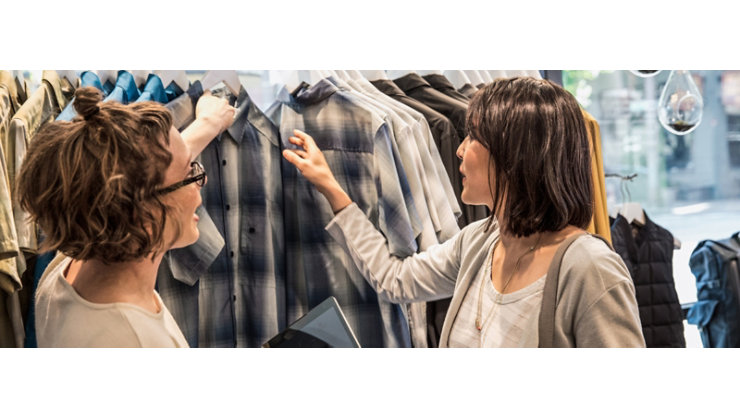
<box><xmin>265</xmin><ymin>79</ymin><xmax>416</xmax><ymax>347</ymax></box>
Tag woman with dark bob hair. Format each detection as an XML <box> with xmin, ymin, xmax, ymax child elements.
<box><xmin>17</xmin><ymin>86</ymin><xmax>235</xmax><ymax>347</ymax></box>
<box><xmin>283</xmin><ymin>77</ymin><xmax>645</xmax><ymax>347</ymax></box>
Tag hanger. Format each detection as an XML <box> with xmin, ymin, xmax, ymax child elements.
<box><xmin>327</xmin><ymin>70</ymin><xmax>345</xmax><ymax>80</ymax></box>
<box><xmin>386</xmin><ymin>70</ymin><xmax>414</xmax><ymax>79</ymax></box>
<box><xmin>359</xmin><ymin>70</ymin><xmax>388</xmax><ymax>80</ymax></box>
<box><xmin>605</xmin><ymin>173</ymin><xmax>645</xmax><ymax>226</ymax></box>
<box><xmin>56</xmin><ymin>70</ymin><xmax>79</xmax><ymax>85</ymax></box>
<box><xmin>526</xmin><ymin>70</ymin><xmax>543</xmax><ymax>79</ymax></box>
<box><xmin>479</xmin><ymin>71</ymin><xmax>493</xmax><ymax>83</ymax></box>
<box><xmin>488</xmin><ymin>70</ymin><xmax>508</xmax><ymax>80</ymax></box>
<box><xmin>293</xmin><ymin>70</ymin><xmax>325</xmax><ymax>86</ymax></box>
<box><xmin>344</xmin><ymin>70</ymin><xmax>365</xmax><ymax>81</ymax></box>
<box><xmin>96</xmin><ymin>70</ymin><xmax>118</xmax><ymax>86</ymax></box>
<box><xmin>128</xmin><ymin>70</ymin><xmax>150</xmax><ymax>88</ymax></box>
<box><xmin>443</xmin><ymin>70</ymin><xmax>470</xmax><ymax>89</ymax></box>
<box><xmin>464</xmin><ymin>70</ymin><xmax>484</xmax><ymax>85</ymax></box>
<box><xmin>156</xmin><ymin>70</ymin><xmax>189</xmax><ymax>90</ymax></box>
<box><xmin>200</xmin><ymin>70</ymin><xmax>241</xmax><ymax>96</ymax></box>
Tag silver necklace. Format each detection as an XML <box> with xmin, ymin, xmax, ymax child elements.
<box><xmin>475</xmin><ymin>233</ymin><xmax>543</xmax><ymax>332</ymax></box>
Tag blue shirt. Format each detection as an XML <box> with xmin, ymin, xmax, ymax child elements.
<box><xmin>156</xmin><ymin>81</ymin><xmax>226</xmax><ymax>347</ymax></box>
<box><xmin>135</xmin><ymin>74</ymin><xmax>168</xmax><ymax>104</ymax></box>
<box><xmin>103</xmin><ymin>70</ymin><xmax>140</xmax><ymax>104</ymax></box>
<box><xmin>56</xmin><ymin>71</ymin><xmax>106</xmax><ymax>121</ymax></box>
<box><xmin>192</xmin><ymin>88</ymin><xmax>287</xmax><ymax>347</ymax></box>
<box><xmin>265</xmin><ymin>79</ymin><xmax>416</xmax><ymax>347</ymax></box>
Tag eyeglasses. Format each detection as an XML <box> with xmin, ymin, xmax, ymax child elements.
<box><xmin>157</xmin><ymin>161</ymin><xmax>207</xmax><ymax>195</ymax></box>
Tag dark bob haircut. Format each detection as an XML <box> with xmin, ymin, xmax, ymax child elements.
<box><xmin>466</xmin><ymin>77</ymin><xmax>593</xmax><ymax>237</ymax></box>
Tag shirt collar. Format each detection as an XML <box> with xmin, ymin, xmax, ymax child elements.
<box><xmin>164</xmin><ymin>81</ymin><xmax>185</xmax><ymax>102</ymax></box>
<box><xmin>370</xmin><ymin>79</ymin><xmax>407</xmax><ymax>97</ymax></box>
<box><xmin>41</xmin><ymin>70</ymin><xmax>71</xmax><ymax>111</ymax></box>
<box><xmin>80</xmin><ymin>71</ymin><xmax>105</xmax><ymax>92</ymax></box>
<box><xmin>227</xmin><ymin>88</ymin><xmax>280</xmax><ymax>147</ymax></box>
<box><xmin>422</xmin><ymin>74</ymin><xmax>455</xmax><ymax>91</ymax></box>
<box><xmin>0</xmin><ymin>70</ymin><xmax>23</xmax><ymax>112</ymax></box>
<box><xmin>392</xmin><ymin>72</ymin><xmax>432</xmax><ymax>93</ymax></box>
<box><xmin>292</xmin><ymin>78</ymin><xmax>339</xmax><ymax>106</ymax></box>
<box><xmin>113</xmin><ymin>70</ymin><xmax>141</xmax><ymax>103</ymax></box>
<box><xmin>139</xmin><ymin>73</ymin><xmax>168</xmax><ymax>104</ymax></box>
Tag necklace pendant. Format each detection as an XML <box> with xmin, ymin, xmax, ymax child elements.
<box><xmin>475</xmin><ymin>319</ymin><xmax>482</xmax><ymax>331</ymax></box>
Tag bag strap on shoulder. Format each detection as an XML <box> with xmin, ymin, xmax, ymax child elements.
<box><xmin>538</xmin><ymin>233</ymin><xmax>611</xmax><ymax>348</ymax></box>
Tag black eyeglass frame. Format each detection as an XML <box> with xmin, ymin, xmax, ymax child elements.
<box><xmin>157</xmin><ymin>161</ymin><xmax>207</xmax><ymax>195</ymax></box>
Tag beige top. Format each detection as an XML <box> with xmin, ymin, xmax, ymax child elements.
<box><xmin>325</xmin><ymin>203</ymin><xmax>645</xmax><ymax>348</ymax></box>
<box><xmin>36</xmin><ymin>254</ymin><xmax>188</xmax><ymax>348</ymax></box>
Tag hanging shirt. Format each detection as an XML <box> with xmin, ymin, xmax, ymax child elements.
<box><xmin>103</xmin><ymin>70</ymin><xmax>140</xmax><ymax>104</ymax></box>
<box><xmin>0</xmin><ymin>71</ymin><xmax>21</xmax><ymax>264</ymax></box>
<box><xmin>372</xmin><ymin>78</ymin><xmax>485</xmax><ymax>227</ymax></box>
<box><xmin>135</xmin><ymin>73</ymin><xmax>168</xmax><ymax>104</ymax></box>
<box><xmin>56</xmin><ymin>71</ymin><xmax>107</xmax><ymax>121</ymax></box>
<box><xmin>394</xmin><ymin>73</ymin><xmax>490</xmax><ymax>226</ymax></box>
<box><xmin>163</xmin><ymin>81</ymin><xmax>185</xmax><ymax>103</ymax></box>
<box><xmin>8</xmin><ymin>71</ymin><xmax>74</xmax><ymax>255</ymax></box>
<box><xmin>265</xmin><ymin>79</ymin><xmax>415</xmax><ymax>348</ymax></box>
<box><xmin>192</xmin><ymin>88</ymin><xmax>288</xmax><ymax>348</ymax></box>
<box><xmin>331</xmin><ymin>77</ymin><xmax>428</xmax><ymax>247</ymax></box>
<box><xmin>156</xmin><ymin>81</ymin><xmax>226</xmax><ymax>347</ymax></box>
<box><xmin>0</xmin><ymin>71</ymin><xmax>24</xmax><ymax>348</ymax></box>
<box><xmin>582</xmin><ymin>110</ymin><xmax>611</xmax><ymax>244</ymax></box>
<box><xmin>458</xmin><ymin>83</ymin><xmax>478</xmax><ymax>98</ymax></box>
<box><xmin>336</xmin><ymin>76</ymin><xmax>437</xmax><ymax>348</ymax></box>
<box><xmin>350</xmin><ymin>77</ymin><xmax>461</xmax><ymax>241</ymax></box>
<box><xmin>422</xmin><ymin>74</ymin><xmax>471</xmax><ymax>104</ymax></box>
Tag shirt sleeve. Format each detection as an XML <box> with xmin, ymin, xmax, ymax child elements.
<box><xmin>325</xmin><ymin>202</ymin><xmax>462</xmax><ymax>304</ymax></box>
<box><xmin>373</xmin><ymin>123</ymin><xmax>418</xmax><ymax>257</ymax></box>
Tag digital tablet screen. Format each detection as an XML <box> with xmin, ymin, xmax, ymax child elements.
<box><xmin>263</xmin><ymin>297</ymin><xmax>360</xmax><ymax>348</ymax></box>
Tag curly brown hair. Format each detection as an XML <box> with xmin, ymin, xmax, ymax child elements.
<box><xmin>466</xmin><ymin>77</ymin><xmax>593</xmax><ymax>237</ymax></box>
<box><xmin>16</xmin><ymin>86</ymin><xmax>178</xmax><ymax>263</ymax></box>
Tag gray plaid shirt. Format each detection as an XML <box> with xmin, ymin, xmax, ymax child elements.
<box><xmin>265</xmin><ymin>79</ymin><xmax>417</xmax><ymax>347</ymax></box>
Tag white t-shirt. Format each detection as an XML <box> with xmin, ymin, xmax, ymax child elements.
<box><xmin>35</xmin><ymin>255</ymin><xmax>189</xmax><ymax>348</ymax></box>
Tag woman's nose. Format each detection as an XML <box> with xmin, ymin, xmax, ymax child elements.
<box><xmin>456</xmin><ymin>136</ymin><xmax>469</xmax><ymax>160</ymax></box>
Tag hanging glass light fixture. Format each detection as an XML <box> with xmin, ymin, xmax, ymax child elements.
<box><xmin>657</xmin><ymin>70</ymin><xmax>704</xmax><ymax>135</ymax></box>
<box><xmin>630</xmin><ymin>70</ymin><xmax>662</xmax><ymax>78</ymax></box>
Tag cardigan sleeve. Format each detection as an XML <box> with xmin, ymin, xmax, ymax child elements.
<box><xmin>325</xmin><ymin>202</ymin><xmax>463</xmax><ymax>303</ymax></box>
<box><xmin>556</xmin><ymin>235</ymin><xmax>646</xmax><ymax>348</ymax></box>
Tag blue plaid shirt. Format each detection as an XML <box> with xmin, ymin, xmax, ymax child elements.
<box><xmin>157</xmin><ymin>84</ymin><xmax>290</xmax><ymax>348</ymax></box>
<box><xmin>198</xmin><ymin>88</ymin><xmax>287</xmax><ymax>347</ymax></box>
<box><xmin>266</xmin><ymin>79</ymin><xmax>416</xmax><ymax>347</ymax></box>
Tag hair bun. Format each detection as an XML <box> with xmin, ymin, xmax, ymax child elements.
<box><xmin>73</xmin><ymin>86</ymin><xmax>103</xmax><ymax>120</ymax></box>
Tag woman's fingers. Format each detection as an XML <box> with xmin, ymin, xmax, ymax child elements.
<box><xmin>282</xmin><ymin>149</ymin><xmax>306</xmax><ymax>168</ymax></box>
<box><xmin>293</xmin><ymin>129</ymin><xmax>316</xmax><ymax>150</ymax></box>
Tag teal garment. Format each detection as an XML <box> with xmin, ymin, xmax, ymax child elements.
<box><xmin>56</xmin><ymin>71</ymin><xmax>106</xmax><ymax>121</ymax></box>
<box><xmin>164</xmin><ymin>81</ymin><xmax>186</xmax><ymax>103</ymax></box>
<box><xmin>103</xmin><ymin>71</ymin><xmax>140</xmax><ymax>103</ymax></box>
<box><xmin>136</xmin><ymin>74</ymin><xmax>168</xmax><ymax>104</ymax></box>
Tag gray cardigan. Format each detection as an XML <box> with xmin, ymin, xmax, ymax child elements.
<box><xmin>325</xmin><ymin>203</ymin><xmax>645</xmax><ymax>347</ymax></box>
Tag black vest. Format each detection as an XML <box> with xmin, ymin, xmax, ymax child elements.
<box><xmin>610</xmin><ymin>214</ymin><xmax>686</xmax><ymax>347</ymax></box>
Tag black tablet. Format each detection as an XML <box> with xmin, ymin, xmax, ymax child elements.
<box><xmin>262</xmin><ymin>296</ymin><xmax>361</xmax><ymax>348</ymax></box>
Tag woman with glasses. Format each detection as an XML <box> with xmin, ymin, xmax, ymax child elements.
<box><xmin>16</xmin><ymin>86</ymin><xmax>235</xmax><ymax>347</ymax></box>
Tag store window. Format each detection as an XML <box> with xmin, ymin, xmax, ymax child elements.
<box><xmin>563</xmin><ymin>70</ymin><xmax>740</xmax><ymax>347</ymax></box>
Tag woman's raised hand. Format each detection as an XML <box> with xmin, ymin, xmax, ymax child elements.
<box><xmin>282</xmin><ymin>129</ymin><xmax>352</xmax><ymax>213</ymax></box>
